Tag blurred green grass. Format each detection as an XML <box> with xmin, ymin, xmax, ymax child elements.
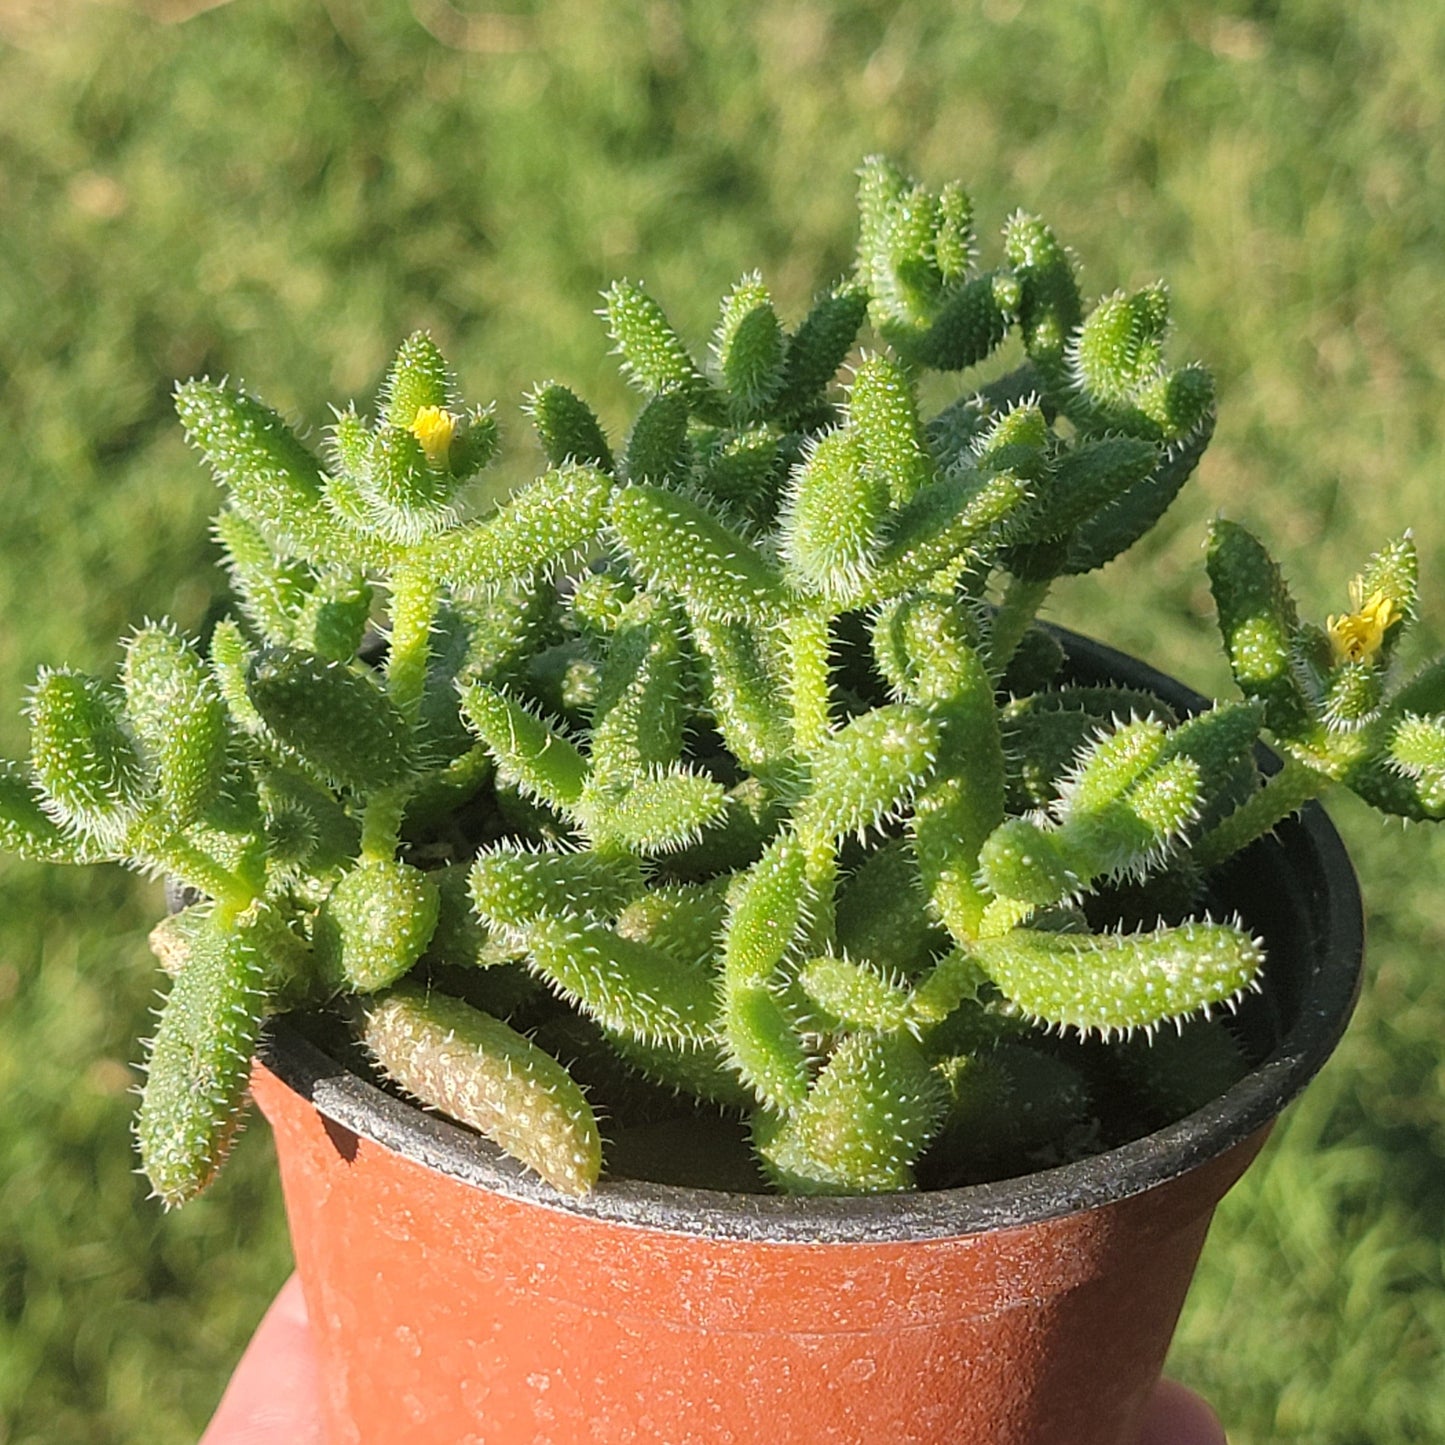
<box><xmin>1</xmin><ymin>1</ymin><xmax>1442</xmax><ymax>1439</ymax></box>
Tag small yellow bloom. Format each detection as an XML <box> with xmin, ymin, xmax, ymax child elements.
<box><xmin>410</xmin><ymin>405</ymin><xmax>457</xmax><ymax>468</ymax></box>
<box><xmin>1327</xmin><ymin>578</ymin><xmax>1396</xmax><ymax>665</ymax></box>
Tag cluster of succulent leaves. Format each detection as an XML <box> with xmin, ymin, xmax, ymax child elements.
<box><xmin>4</xmin><ymin>158</ymin><xmax>1443</xmax><ymax>1204</ymax></box>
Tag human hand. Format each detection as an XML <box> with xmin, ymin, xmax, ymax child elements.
<box><xmin>200</xmin><ymin>1275</ymin><xmax>322</xmax><ymax>1444</ymax></box>
<box><xmin>1136</xmin><ymin>1377</ymin><xmax>1228</xmax><ymax>1444</ymax></box>
<box><xmin>201</xmin><ymin>1276</ymin><xmax>1225</xmax><ymax>1444</ymax></box>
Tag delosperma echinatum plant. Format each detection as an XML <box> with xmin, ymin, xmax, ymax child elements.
<box><xmin>5</xmin><ymin>157</ymin><xmax>1443</xmax><ymax>1202</ymax></box>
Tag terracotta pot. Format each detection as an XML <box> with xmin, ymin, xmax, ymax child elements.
<box><xmin>250</xmin><ymin>633</ymin><xmax>1364</xmax><ymax>1445</ymax></box>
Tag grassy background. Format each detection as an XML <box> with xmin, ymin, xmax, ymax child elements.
<box><xmin>1</xmin><ymin>1</ymin><xmax>1443</xmax><ymax>1439</ymax></box>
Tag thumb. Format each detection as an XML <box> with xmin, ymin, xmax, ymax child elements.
<box><xmin>1136</xmin><ymin>1378</ymin><xmax>1227</xmax><ymax>1445</ymax></box>
<box><xmin>200</xmin><ymin>1274</ymin><xmax>324</xmax><ymax>1444</ymax></box>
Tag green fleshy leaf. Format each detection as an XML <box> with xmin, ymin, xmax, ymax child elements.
<box><xmin>380</xmin><ymin>331</ymin><xmax>451</xmax><ymax>429</ymax></box>
<box><xmin>615</xmin><ymin>877</ymin><xmax>732</xmax><ymax>971</ymax></box>
<box><xmin>909</xmin><ymin>271</ymin><xmax>1012</xmax><ymax>371</ymax></box>
<box><xmin>28</xmin><ymin>669</ymin><xmax>147</xmax><ymax>847</ymax></box>
<box><xmin>900</xmin><ymin>608</ymin><xmax>1003</xmax><ymax>940</ymax></box>
<box><xmin>757</xmin><ymin>1032</ymin><xmax>945</xmax><ymax>1194</ymax></box>
<box><xmin>908</xmin><ymin>949</ymin><xmax>990</xmax><ymax>1028</ymax></box>
<box><xmin>855</xmin><ymin>157</ymin><xmax>938</xmax><ymax>329</ymax></box>
<box><xmin>1060</xmin><ymin>718</ymin><xmax>1168</xmax><ymax>817</ymax></box>
<box><xmin>932</xmin><ymin>180</ymin><xmax>975</xmax><ymax>278</ymax></box>
<box><xmin>327</xmin><ymin>405</ymin><xmax>371</xmax><ymax>481</ymax></box>
<box><xmin>1386</xmin><ymin>657</ymin><xmax>1445</xmax><ymax>719</ymax></box>
<box><xmin>1358</xmin><ymin>533</ymin><xmax>1419</xmax><ymax>631</ymax></box>
<box><xmin>424</xmin><ymin>465</ymin><xmax>612</xmax><ymax>593</ymax></box>
<box><xmin>207</xmin><ymin>620</ymin><xmax>267</xmax><ymax>739</ymax></box>
<box><xmin>602</xmin><ymin>279</ymin><xmax>709</xmax><ymax>402</ymax></box>
<box><xmin>446</xmin><ymin>407</ymin><xmax>501</xmax><ymax>481</ymax></box>
<box><xmin>1002</xmin><ymin>211</ymin><xmax>1083</xmax><ymax>397</ymax></box>
<box><xmin>525</xmin><ymin>381</ymin><xmax>615</xmax><ymax>471</ymax></box>
<box><xmin>973</xmin><ymin>401</ymin><xmax>1050</xmax><ymax>478</ymax></box>
<box><xmin>776</xmin><ymin>282</ymin><xmax>869</xmax><ymax>416</ymax></box>
<box><xmin>868</xmin><ymin>467</ymin><xmax>1032</xmax><ymax>601</ymax></box>
<box><xmin>1022</xmin><ymin>435</ymin><xmax>1162</xmax><ymax>555</ymax></box>
<box><xmin>888</xmin><ymin>592</ymin><xmax>987</xmax><ymax>705</ymax></box>
<box><xmin>1384</xmin><ymin>713</ymin><xmax>1445</xmax><ymax>817</ymax></box>
<box><xmin>135</xmin><ymin>907</ymin><xmax>270</xmax><ymax>1206</ymax></box>
<box><xmin>1061</xmin><ymin>416</ymin><xmax>1213</xmax><ymax>575</ymax></box>
<box><xmin>1324</xmin><ymin>659</ymin><xmax>1387</xmax><ymax>731</ymax></box>
<box><xmin>587</xmin><ymin>598</ymin><xmax>687</xmax><ymax>787</ymax></box>
<box><xmin>568</xmin><ymin>570</ymin><xmax>633</xmax><ymax>636</ymax></box>
<box><xmin>1157</xmin><ymin>701</ymin><xmax>1262</xmax><ymax>831</ymax></box>
<box><xmin>469</xmin><ymin>844</ymin><xmax>642</xmax><ymax>931</ymax></box>
<box><xmin>621</xmin><ymin>389</ymin><xmax>692</xmax><ymax>487</ymax></box>
<box><xmin>122</xmin><ymin>623</ymin><xmax>229</xmax><ymax>827</ymax></box>
<box><xmin>794</xmin><ymin>704</ymin><xmax>940</xmax><ymax>850</ymax></box>
<box><xmin>722</xmin><ymin>983</ymin><xmax>812</xmax><ymax>1112</ymax></box>
<box><xmin>295</xmin><ymin>570</ymin><xmax>373</xmax><ymax>663</ymax></box>
<box><xmin>720</xmin><ymin>835</ymin><xmax>809</xmax><ymax>988</ymax></box>
<box><xmin>1206</xmin><ymin>519</ymin><xmax>1312</xmax><ymax>737</ymax></box>
<box><xmin>422</xmin><ymin>862</ymin><xmax>508</xmax><ymax>970</ymax></box>
<box><xmin>459</xmin><ymin>684</ymin><xmax>588</xmax><ymax>815</ymax></box>
<box><xmin>973</xmin><ymin>919</ymin><xmax>1264</xmax><ymax>1036</ymax></box>
<box><xmin>356</xmin><ymin>423</ymin><xmax>459</xmax><ymax>543</ymax></box>
<box><xmin>456</xmin><ymin>577</ymin><xmax>559</xmax><ymax>694</ymax></box>
<box><xmin>363</xmin><ymin>983</ymin><xmax>601</xmax><ymax>1195</ymax></box>
<box><xmin>780</xmin><ymin>429</ymin><xmax>885</xmax><ymax>605</ymax></box>
<box><xmin>604</xmin><ymin>1025</ymin><xmax>754</xmax><ymax>1113</ymax></box>
<box><xmin>854</xmin><ymin>160</ymin><xmax>1012</xmax><ymax>373</ymax></box>
<box><xmin>924</xmin><ymin>394</ymin><xmax>990</xmax><ymax>474</ymax></box>
<box><xmin>927</xmin><ymin>1043</ymin><xmax>1090</xmax><ymax>1184</ymax></box>
<box><xmin>982</xmin><ymin>716</ymin><xmax>1204</xmax><ymax>912</ymax></box>
<box><xmin>999</xmin><ymin>687</ymin><xmax>1174</xmax><ymax>812</ymax></box>
<box><xmin>688</xmin><ymin>615</ymin><xmax>793</xmax><ymax>772</ymax></box>
<box><xmin>855</xmin><ymin>156</ymin><xmax>911</xmax><ymax>286</ymax></box>
<box><xmin>520</xmin><ymin>914</ymin><xmax>719</xmax><ymax>1049</ymax></box>
<box><xmin>174</xmin><ymin>378</ymin><xmax>372</xmax><ymax>567</ymax></box>
<box><xmin>1072</xmin><ymin>285</ymin><xmax>1170</xmax><ymax>404</ymax></box>
<box><xmin>247</xmin><ymin>648</ymin><xmax>411</xmax><ymax>795</ymax></box>
<box><xmin>0</xmin><ymin>760</ymin><xmax>106</xmax><ymax>862</ymax></box>
<box><xmin>696</xmin><ymin>427</ymin><xmax>784</xmax><ymax>520</ymax></box>
<box><xmin>1065</xmin><ymin>284</ymin><xmax>1215</xmax><ymax>441</ymax></box>
<box><xmin>835</xmin><ymin>839</ymin><xmax>942</xmax><ymax>976</ymax></box>
<box><xmin>656</xmin><ymin>778</ymin><xmax>783</xmax><ymax>882</ymax></box>
<box><xmin>1110</xmin><ymin>1020</ymin><xmax>1248</xmax><ymax>1125</ymax></box>
<box><xmin>314</xmin><ymin>858</ymin><xmax>440</xmax><ymax>993</ymax></box>
<box><xmin>977</xmin><ymin>817</ymin><xmax>1080</xmax><ymax>908</ymax></box>
<box><xmin>610</xmin><ymin>484</ymin><xmax>786</xmax><ymax>624</ymax></box>
<box><xmin>712</xmin><ymin>271</ymin><xmax>786</xmax><ymax>423</ymax></box>
<box><xmin>848</xmin><ymin>352</ymin><xmax>932</xmax><ymax>506</ymax></box>
<box><xmin>212</xmin><ymin>506</ymin><xmax>309</xmax><ymax>645</ymax></box>
<box><xmin>999</xmin><ymin>624</ymin><xmax>1068</xmax><ymax>695</ymax></box>
<box><xmin>1131</xmin><ymin>363</ymin><xmax>1215</xmax><ymax>443</ymax></box>
<box><xmin>798</xmin><ymin>954</ymin><xmax>914</xmax><ymax>1033</ymax></box>
<box><xmin>584</xmin><ymin>769</ymin><xmax>728</xmax><ymax>854</ymax></box>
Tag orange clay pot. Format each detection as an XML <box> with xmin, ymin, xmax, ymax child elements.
<box><xmin>250</xmin><ymin>636</ymin><xmax>1364</xmax><ymax>1445</ymax></box>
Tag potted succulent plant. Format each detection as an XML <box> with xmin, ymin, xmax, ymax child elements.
<box><xmin>3</xmin><ymin>157</ymin><xmax>1439</xmax><ymax>1443</ymax></box>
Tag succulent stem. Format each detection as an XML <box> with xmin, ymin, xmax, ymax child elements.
<box><xmin>153</xmin><ymin>836</ymin><xmax>255</xmax><ymax>921</ymax></box>
<box><xmin>359</xmin><ymin>785</ymin><xmax>410</xmax><ymax>864</ymax></box>
<box><xmin>989</xmin><ymin>575</ymin><xmax>1051</xmax><ymax>674</ymax></box>
<box><xmin>386</xmin><ymin>565</ymin><xmax>440</xmax><ymax>725</ymax></box>
<box><xmin>1193</xmin><ymin>755</ymin><xmax>1330</xmax><ymax>869</ymax></box>
<box><xmin>787</xmin><ymin>606</ymin><xmax>833</xmax><ymax>754</ymax></box>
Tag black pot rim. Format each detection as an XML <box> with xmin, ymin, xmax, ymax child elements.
<box><xmin>258</xmin><ymin>629</ymin><xmax>1364</xmax><ymax>1245</ymax></box>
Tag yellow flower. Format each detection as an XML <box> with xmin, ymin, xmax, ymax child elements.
<box><xmin>409</xmin><ymin>406</ymin><xmax>457</xmax><ymax>468</ymax></box>
<box><xmin>1327</xmin><ymin>578</ymin><xmax>1396</xmax><ymax>665</ymax></box>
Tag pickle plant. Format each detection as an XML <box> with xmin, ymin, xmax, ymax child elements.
<box><xmin>4</xmin><ymin>157</ymin><xmax>1443</xmax><ymax>1204</ymax></box>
